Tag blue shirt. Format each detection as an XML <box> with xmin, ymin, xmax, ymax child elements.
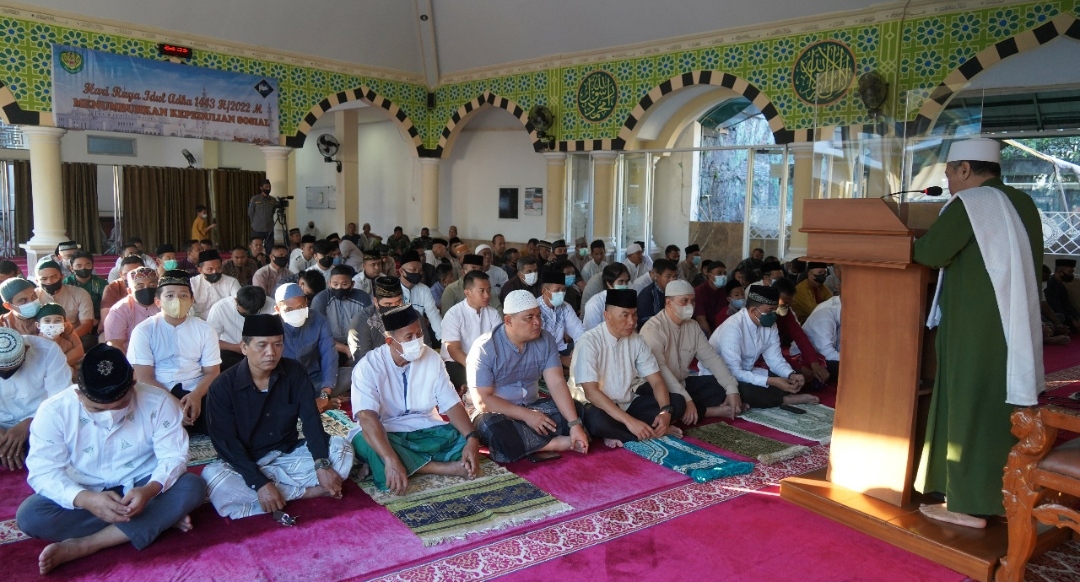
<box><xmin>636</xmin><ymin>282</ymin><xmax>664</xmax><ymax>330</ymax></box>
<box><xmin>431</xmin><ymin>281</ymin><xmax>446</xmax><ymax>306</ymax></box>
<box><xmin>281</xmin><ymin>310</ymin><xmax>338</xmax><ymax>389</ymax></box>
<box><xmin>466</xmin><ymin>324</ymin><xmax>561</xmax><ymax>406</ymax></box>
<box><xmin>310</xmin><ymin>288</ymin><xmax>371</xmax><ymax>343</ymax></box>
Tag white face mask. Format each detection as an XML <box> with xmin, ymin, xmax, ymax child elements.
<box><xmin>523</xmin><ymin>272</ymin><xmax>538</xmax><ymax>286</ymax></box>
<box><xmin>16</xmin><ymin>299</ymin><xmax>41</xmax><ymax>319</ymax></box>
<box><xmin>549</xmin><ymin>291</ymin><xmax>565</xmax><ymax>307</ymax></box>
<box><xmin>713</xmin><ymin>274</ymin><xmax>728</xmax><ymax>288</ymax></box>
<box><xmin>87</xmin><ymin>404</ymin><xmax>129</xmax><ymax>430</ymax></box>
<box><xmin>396</xmin><ymin>337</ymin><xmax>424</xmax><ymax>361</ymax></box>
<box><xmin>39</xmin><ymin>322</ymin><xmax>65</xmax><ymax>339</ymax></box>
<box><xmin>675</xmin><ymin>304</ymin><xmax>695</xmax><ymax>322</ymax></box>
<box><xmin>280</xmin><ymin>307</ymin><xmax>309</xmax><ymax>328</ymax></box>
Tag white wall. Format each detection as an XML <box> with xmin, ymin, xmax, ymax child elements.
<box><xmin>439</xmin><ymin>107</ymin><xmax>547</xmax><ymax>241</ymax></box>
<box><xmin>652</xmin><ymin>123</ymin><xmax>697</xmax><ymax>253</ymax></box>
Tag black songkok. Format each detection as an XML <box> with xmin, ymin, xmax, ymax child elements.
<box><xmin>78</xmin><ymin>345</ymin><xmax>134</xmax><ymax>404</ymax></box>
<box><xmin>242</xmin><ymin>314</ymin><xmax>284</xmax><ymax>337</ymax></box>
<box><xmin>381</xmin><ymin>304</ymin><xmax>419</xmax><ymax>332</ymax></box>
<box><xmin>747</xmin><ymin>285</ymin><xmax>779</xmax><ymax>306</ymax></box>
<box><xmin>373</xmin><ymin>276</ymin><xmax>404</xmax><ymax>298</ymax></box>
<box><xmin>605</xmin><ymin>289</ymin><xmax>638</xmax><ymax>309</ymax></box>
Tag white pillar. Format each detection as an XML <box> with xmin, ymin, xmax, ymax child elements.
<box><xmin>544</xmin><ymin>152</ymin><xmax>567</xmax><ymax>241</ymax></box>
<box><xmin>260</xmin><ymin>145</ymin><xmax>293</xmax><ymax>241</ymax></box>
<box><xmin>590</xmin><ymin>151</ymin><xmax>619</xmax><ymax>253</ymax></box>
<box><xmin>335</xmin><ymin>110</ymin><xmax>359</xmax><ymax>227</ymax></box>
<box><xmin>419</xmin><ymin>158</ymin><xmax>441</xmax><ymax>235</ymax></box>
<box><xmin>786</xmin><ymin>142</ymin><xmax>815</xmax><ymax>259</ymax></box>
<box><xmin>19</xmin><ymin>126</ymin><xmax>68</xmax><ymax>269</ymax></box>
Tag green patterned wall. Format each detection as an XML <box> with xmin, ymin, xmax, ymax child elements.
<box><xmin>0</xmin><ymin>0</ymin><xmax>1077</xmax><ymax>150</ymax></box>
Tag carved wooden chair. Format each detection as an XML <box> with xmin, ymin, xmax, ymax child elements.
<box><xmin>997</xmin><ymin>405</ymin><xmax>1080</xmax><ymax>582</ymax></box>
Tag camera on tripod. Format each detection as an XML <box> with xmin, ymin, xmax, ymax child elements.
<box><xmin>275</xmin><ymin>196</ymin><xmax>295</xmax><ymax>210</ymax></box>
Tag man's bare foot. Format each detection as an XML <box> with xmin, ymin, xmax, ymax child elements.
<box><xmin>603</xmin><ymin>438</ymin><xmax>624</xmax><ymax>449</ymax></box>
<box><xmin>39</xmin><ymin>539</ymin><xmax>95</xmax><ymax>575</ymax></box>
<box><xmin>664</xmin><ymin>426</ymin><xmax>683</xmax><ymax>438</ymax></box>
<box><xmin>919</xmin><ymin>503</ymin><xmax>987</xmax><ymax>528</ymax></box>
<box><xmin>300</xmin><ymin>484</ymin><xmax>327</xmax><ymax>499</ymax></box>
<box><xmin>571</xmin><ymin>439</ymin><xmax>587</xmax><ymax>454</ymax></box>
<box><xmin>172</xmin><ymin>515</ymin><xmax>193</xmax><ymax>532</ymax></box>
<box><xmin>783</xmin><ymin>394</ymin><xmax>819</xmax><ymax>405</ymax></box>
<box><xmin>543</xmin><ymin>436</ymin><xmax>574</xmax><ymax>452</ymax></box>
<box><xmin>707</xmin><ymin>404</ymin><xmax>747</xmax><ymax>418</ymax></box>
<box><xmin>1047</xmin><ymin>335</ymin><xmax>1071</xmax><ymax>346</ymax></box>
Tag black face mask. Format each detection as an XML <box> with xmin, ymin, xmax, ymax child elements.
<box><xmin>403</xmin><ymin>272</ymin><xmax>423</xmax><ymax>285</ymax></box>
<box><xmin>1063</xmin><ymin>273</ymin><xmax>1075</xmax><ymax>283</ymax></box>
<box><xmin>204</xmin><ymin>273</ymin><xmax>222</xmax><ymax>284</ymax></box>
<box><xmin>273</xmin><ymin>256</ymin><xmax>289</xmax><ymax>268</ymax></box>
<box><xmin>330</xmin><ymin>287</ymin><xmax>350</xmax><ymax>300</ymax></box>
<box><xmin>318</xmin><ymin>256</ymin><xmax>334</xmax><ymax>269</ymax></box>
<box><xmin>134</xmin><ymin>287</ymin><xmax>157</xmax><ymax>307</ymax></box>
<box><xmin>0</xmin><ymin>366</ymin><xmax>18</xmax><ymax>379</ymax></box>
<box><xmin>74</xmin><ymin>269</ymin><xmax>93</xmax><ymax>279</ymax></box>
<box><xmin>42</xmin><ymin>281</ymin><xmax>63</xmax><ymax>295</ymax></box>
<box><xmin>813</xmin><ymin>274</ymin><xmax>828</xmax><ymax>284</ymax></box>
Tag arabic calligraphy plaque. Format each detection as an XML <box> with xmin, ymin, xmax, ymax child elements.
<box><xmin>791</xmin><ymin>40</ymin><xmax>856</xmax><ymax>106</ymax></box>
<box><xmin>577</xmin><ymin>71</ymin><xmax>619</xmax><ymax>123</ymax></box>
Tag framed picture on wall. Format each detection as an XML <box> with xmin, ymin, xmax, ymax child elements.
<box><xmin>524</xmin><ymin>187</ymin><xmax>543</xmax><ymax>216</ymax></box>
<box><xmin>498</xmin><ymin>186</ymin><xmax>519</xmax><ymax>220</ymax></box>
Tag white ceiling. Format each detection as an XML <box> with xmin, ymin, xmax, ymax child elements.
<box><xmin>18</xmin><ymin>0</ymin><xmax>887</xmax><ymax>78</ymax></box>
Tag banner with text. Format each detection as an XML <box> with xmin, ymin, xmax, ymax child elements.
<box><xmin>52</xmin><ymin>44</ymin><xmax>279</xmax><ymax>144</ymax></box>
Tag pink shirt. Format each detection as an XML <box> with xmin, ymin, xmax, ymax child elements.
<box><xmin>102</xmin><ymin>296</ymin><xmax>160</xmax><ymax>343</ymax></box>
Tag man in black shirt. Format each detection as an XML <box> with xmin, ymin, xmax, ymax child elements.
<box><xmin>202</xmin><ymin>314</ymin><xmax>354</xmax><ymax>520</ymax></box>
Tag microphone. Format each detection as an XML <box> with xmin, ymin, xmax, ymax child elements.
<box><xmin>882</xmin><ymin>186</ymin><xmax>943</xmax><ymax>199</ymax></box>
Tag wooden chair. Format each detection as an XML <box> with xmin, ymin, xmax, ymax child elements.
<box><xmin>997</xmin><ymin>405</ymin><xmax>1080</xmax><ymax>582</ymax></box>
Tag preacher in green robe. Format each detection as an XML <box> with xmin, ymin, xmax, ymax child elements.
<box><xmin>913</xmin><ymin>143</ymin><xmax>1043</xmax><ymax>521</ymax></box>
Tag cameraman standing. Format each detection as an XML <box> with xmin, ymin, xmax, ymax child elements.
<box><xmin>248</xmin><ymin>178</ymin><xmax>277</xmax><ymax>248</ymax></box>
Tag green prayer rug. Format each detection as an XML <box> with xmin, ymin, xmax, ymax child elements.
<box><xmin>738</xmin><ymin>404</ymin><xmax>834</xmax><ymax>443</ymax></box>
<box><xmin>187</xmin><ymin>433</ymin><xmax>218</xmax><ymax>466</ymax></box>
<box><xmin>687</xmin><ymin>421</ymin><xmax>812</xmax><ymax>465</ymax></box>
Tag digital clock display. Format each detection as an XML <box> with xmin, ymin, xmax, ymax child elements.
<box><xmin>158</xmin><ymin>44</ymin><xmax>193</xmax><ymax>59</ymax></box>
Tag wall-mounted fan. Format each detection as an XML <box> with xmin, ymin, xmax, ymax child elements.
<box><xmin>528</xmin><ymin>105</ymin><xmax>556</xmax><ymax>151</ymax></box>
<box><xmin>317</xmin><ymin>134</ymin><xmax>342</xmax><ymax>172</ymax></box>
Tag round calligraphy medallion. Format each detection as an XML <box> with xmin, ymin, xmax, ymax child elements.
<box><xmin>577</xmin><ymin>71</ymin><xmax>619</xmax><ymax>123</ymax></box>
<box><xmin>791</xmin><ymin>40</ymin><xmax>856</xmax><ymax>106</ymax></box>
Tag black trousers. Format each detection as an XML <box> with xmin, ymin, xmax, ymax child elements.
<box><xmin>685</xmin><ymin>375</ymin><xmax>728</xmax><ymax>416</ymax></box>
<box><xmin>170</xmin><ymin>384</ymin><xmax>208</xmax><ymax>434</ymax></box>
<box><xmin>445</xmin><ymin>361</ymin><xmax>467</xmax><ymax>390</ymax></box>
<box><xmin>736</xmin><ymin>380</ymin><xmax>788</xmax><ymax>409</ymax></box>
<box><xmin>220</xmin><ymin>350</ymin><xmax>245</xmax><ymax>371</ymax></box>
<box><xmin>583</xmin><ymin>383</ymin><xmax>686</xmax><ymax>443</ymax></box>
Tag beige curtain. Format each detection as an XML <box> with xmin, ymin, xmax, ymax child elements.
<box><xmin>212</xmin><ymin>169</ymin><xmax>265</xmax><ymax>251</ymax></box>
<box><xmin>121</xmin><ymin>166</ymin><xmax>210</xmax><ymax>253</ymax></box>
<box><xmin>13</xmin><ymin>161</ymin><xmax>100</xmax><ymax>254</ymax></box>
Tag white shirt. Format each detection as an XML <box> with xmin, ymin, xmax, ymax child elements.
<box><xmin>338</xmin><ymin>239</ymin><xmax>364</xmax><ymax>271</ymax></box>
<box><xmin>632</xmin><ymin>272</ymin><xmax>653</xmax><ymax>292</ymax></box>
<box><xmin>569</xmin><ymin>324</ymin><xmax>659</xmax><ymax>410</ymax></box>
<box><xmin>0</xmin><ymin>335</ymin><xmax>68</xmax><ymax>429</ymax></box>
<box><xmin>440</xmin><ymin>301</ymin><xmax>500</xmax><ymax>362</ymax></box>
<box><xmin>792</xmin><ymin>296</ymin><xmax>842</xmax><ymax>361</ymax></box>
<box><xmin>128</xmin><ymin>313</ymin><xmax>222</xmax><ymax>392</ymax></box>
<box><xmin>26</xmin><ymin>384</ymin><xmax>189</xmax><ymax>509</ymax></box>
<box><xmin>580</xmin><ymin>260</ymin><xmax>607</xmax><ymax>283</ymax></box>
<box><xmin>350</xmin><ymin>344</ymin><xmax>461</xmax><ymax>435</ymax></box>
<box><xmin>352</xmin><ymin>273</ymin><xmax>376</xmax><ymax>298</ymax></box>
<box><xmin>206</xmin><ymin>296</ymin><xmax>276</xmax><ymax>345</ymax></box>
<box><xmin>623</xmin><ymin>258</ymin><xmax>649</xmax><ymax>282</ymax></box>
<box><xmin>402</xmin><ymin>282</ymin><xmax>443</xmax><ymax>339</ymax></box>
<box><xmin>288</xmin><ymin>248</ymin><xmax>316</xmax><ymax>274</ymax></box>
<box><xmin>190</xmin><ymin>274</ymin><xmax>241</xmax><ymax>320</ymax></box>
<box><xmin>709</xmin><ymin>308</ymin><xmax>793</xmax><ymax>387</ymax></box>
<box><xmin>486</xmin><ymin>266</ymin><xmax>509</xmax><ymax>298</ymax></box>
<box><xmin>539</xmin><ymin>298</ymin><xmax>584</xmax><ymax>351</ymax></box>
<box><xmin>308</xmin><ymin>264</ymin><xmax>333</xmax><ymax>284</ymax></box>
<box><xmin>583</xmin><ymin>290</ymin><xmax>608</xmax><ymax>331</ymax></box>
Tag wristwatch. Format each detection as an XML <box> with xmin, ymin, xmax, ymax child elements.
<box><xmin>318</xmin><ymin>390</ymin><xmax>331</xmax><ymax>400</ymax></box>
<box><xmin>659</xmin><ymin>405</ymin><xmax>675</xmax><ymax>415</ymax></box>
<box><xmin>567</xmin><ymin>419</ymin><xmax>583</xmax><ymax>428</ymax></box>
<box><xmin>313</xmin><ymin>458</ymin><xmax>331</xmax><ymax>471</ymax></box>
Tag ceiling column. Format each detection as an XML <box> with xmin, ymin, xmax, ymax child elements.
<box><xmin>335</xmin><ymin>110</ymin><xmax>360</xmax><ymax>227</ymax></box>
<box><xmin>260</xmin><ymin>145</ymin><xmax>293</xmax><ymax>244</ymax></box>
<box><xmin>419</xmin><ymin>157</ymin><xmax>441</xmax><ymax>235</ymax></box>
<box><xmin>19</xmin><ymin>126</ymin><xmax>68</xmax><ymax>273</ymax></box>
<box><xmin>786</xmin><ymin>142</ymin><xmax>815</xmax><ymax>259</ymax></box>
<box><xmin>590</xmin><ymin>151</ymin><xmax>619</xmax><ymax>254</ymax></box>
<box><xmin>544</xmin><ymin>152</ymin><xmax>567</xmax><ymax>241</ymax></box>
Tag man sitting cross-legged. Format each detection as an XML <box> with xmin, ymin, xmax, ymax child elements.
<box><xmin>16</xmin><ymin>345</ymin><xmax>205</xmax><ymax>575</ymax></box>
<box><xmin>640</xmin><ymin>280</ymin><xmax>745</xmax><ymax>425</ymax></box>
<box><xmin>202</xmin><ymin>314</ymin><xmax>353</xmax><ymax>520</ymax></box>
<box><xmin>467</xmin><ymin>290</ymin><xmax>589</xmax><ymax>463</ymax></box>
<box><xmin>349</xmin><ymin>305</ymin><xmax>481</xmax><ymax>494</ymax></box>
<box><xmin>0</xmin><ymin>327</ymin><xmax>69</xmax><ymax>471</ymax></box>
<box><xmin>570</xmin><ymin>288</ymin><xmax>686</xmax><ymax>448</ymax></box>
<box><xmin>709</xmin><ymin>285</ymin><xmax>818</xmax><ymax>409</ymax></box>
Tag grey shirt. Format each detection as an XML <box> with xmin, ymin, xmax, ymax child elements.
<box><xmin>466</xmin><ymin>324</ymin><xmax>561</xmax><ymax>407</ymax></box>
<box><xmin>310</xmin><ymin>288</ymin><xmax>371</xmax><ymax>344</ymax></box>
<box><xmin>247</xmin><ymin>193</ymin><xmax>277</xmax><ymax>232</ymax></box>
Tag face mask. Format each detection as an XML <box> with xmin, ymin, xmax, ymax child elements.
<box><xmin>757</xmin><ymin>310</ymin><xmax>778</xmax><ymax>328</ymax></box>
<box><xmin>578</xmin><ymin>248</ymin><xmax>588</xmax><ymax>257</ymax></box>
<box><xmin>613</xmin><ymin>284</ymin><xmax>629</xmax><ymax>290</ymax></box>
<box><xmin>676</xmin><ymin>304</ymin><xmax>695</xmax><ymax>321</ymax></box>
<box><xmin>74</xmin><ymin>268</ymin><xmax>93</xmax><ymax>279</ymax></box>
<box><xmin>39</xmin><ymin>322</ymin><xmax>65</xmax><ymax>339</ymax></box>
<box><xmin>713</xmin><ymin>274</ymin><xmax>727</xmax><ymax>288</ymax></box>
<box><xmin>273</xmin><ymin>256</ymin><xmax>289</xmax><ymax>268</ymax></box>
<box><xmin>564</xmin><ymin>274</ymin><xmax>576</xmax><ymax>286</ymax></box>
<box><xmin>163</xmin><ymin>259</ymin><xmax>178</xmax><ymax>270</ymax></box>
<box><xmin>549</xmin><ymin>291</ymin><xmax>565</xmax><ymax>307</ymax></box>
<box><xmin>692</xmin><ymin>256</ymin><xmax>701</xmax><ymax>266</ymax></box>
<box><xmin>280</xmin><ymin>307</ymin><xmax>309</xmax><ymax>328</ymax></box>
<box><xmin>395</xmin><ymin>336</ymin><xmax>425</xmax><ymax>362</ymax></box>
<box><xmin>15</xmin><ymin>299</ymin><xmax>41</xmax><ymax>319</ymax></box>
<box><xmin>398</xmin><ymin>272</ymin><xmax>421</xmax><ymax>286</ymax></box>
<box><xmin>87</xmin><ymin>405</ymin><xmax>129</xmax><ymax>430</ymax></box>
<box><xmin>161</xmin><ymin>297</ymin><xmax>192</xmax><ymax>319</ymax></box>
<box><xmin>813</xmin><ymin>274</ymin><xmax>828</xmax><ymax>284</ymax></box>
<box><xmin>1063</xmin><ymin>274</ymin><xmax>1075</xmax><ymax>283</ymax></box>
<box><xmin>332</xmin><ymin>257</ymin><xmax>344</xmax><ymax>266</ymax></box>
<box><xmin>204</xmin><ymin>273</ymin><xmax>222</xmax><ymax>284</ymax></box>
<box><xmin>134</xmin><ymin>287</ymin><xmax>157</xmax><ymax>306</ymax></box>
<box><xmin>777</xmin><ymin>305</ymin><xmax>790</xmax><ymax>317</ymax></box>
<box><xmin>730</xmin><ymin>298</ymin><xmax>745</xmax><ymax>310</ymax></box>
<box><xmin>42</xmin><ymin>281</ymin><xmax>63</xmax><ymax>295</ymax></box>
<box><xmin>523</xmin><ymin>272</ymin><xmax>538</xmax><ymax>286</ymax></box>
<box><xmin>318</xmin><ymin>256</ymin><xmax>334</xmax><ymax>268</ymax></box>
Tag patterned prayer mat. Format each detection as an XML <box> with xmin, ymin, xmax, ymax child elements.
<box><xmin>334</xmin><ymin>409</ymin><xmax>573</xmax><ymax>546</ymax></box>
<box><xmin>738</xmin><ymin>404</ymin><xmax>835</xmax><ymax>443</ymax></box>
<box><xmin>623</xmin><ymin>436</ymin><xmax>755</xmax><ymax>482</ymax></box>
<box><xmin>687</xmin><ymin>421</ymin><xmax>812</xmax><ymax>465</ymax></box>
<box><xmin>187</xmin><ymin>433</ymin><xmax>218</xmax><ymax>467</ymax></box>
<box><xmin>0</xmin><ymin>518</ymin><xmax>28</xmax><ymax>546</ymax></box>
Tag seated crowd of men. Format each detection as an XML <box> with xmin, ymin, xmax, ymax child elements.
<box><xmin>0</xmin><ymin>225</ymin><xmax>845</xmax><ymax>574</ymax></box>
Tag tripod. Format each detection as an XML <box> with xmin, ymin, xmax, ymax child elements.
<box><xmin>273</xmin><ymin>203</ymin><xmax>289</xmax><ymax>246</ymax></box>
